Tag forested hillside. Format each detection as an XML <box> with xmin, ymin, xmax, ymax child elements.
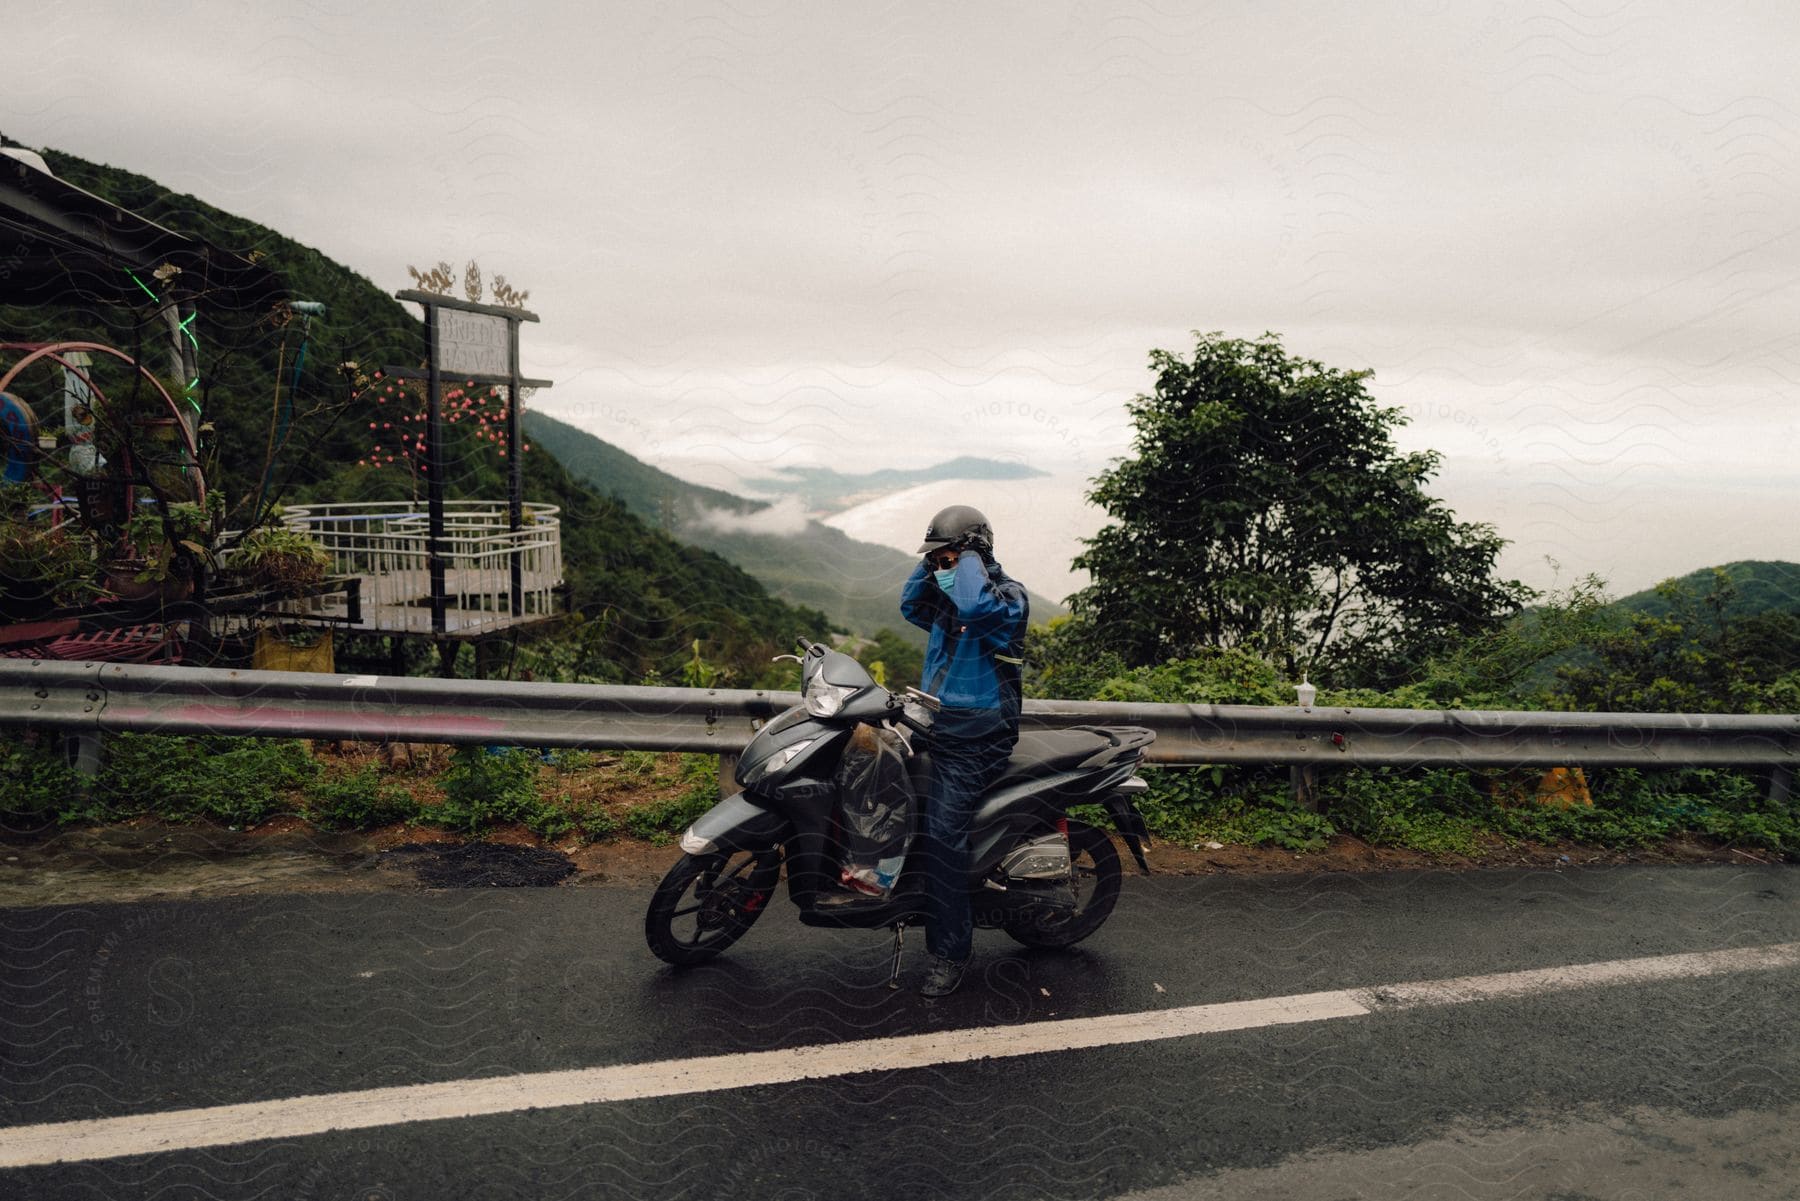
<box><xmin>1612</xmin><ymin>561</ymin><xmax>1800</xmax><ymax>620</ymax></box>
<box><xmin>523</xmin><ymin>411</ymin><xmax>923</xmax><ymax>641</ymax></box>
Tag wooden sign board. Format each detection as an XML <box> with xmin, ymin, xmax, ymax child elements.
<box><xmin>433</xmin><ymin>308</ymin><xmax>510</xmax><ymax>378</ymax></box>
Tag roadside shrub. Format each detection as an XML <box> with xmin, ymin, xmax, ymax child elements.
<box><xmin>1494</xmin><ymin>801</ymin><xmax>1669</xmax><ymax>850</ymax></box>
<box><xmin>1081</xmin><ymin>765</ymin><xmax>1335</xmax><ymax>852</ymax></box>
<box><xmin>431</xmin><ymin>746</ymin><xmax>565</xmax><ymax>835</ymax></box>
<box><xmin>1091</xmin><ymin>648</ymin><xmax>1290</xmax><ymax>707</ymax></box>
<box><xmin>1699</xmin><ymin>807</ymin><xmax>1799</xmax><ymax>855</ymax></box>
<box><xmin>1212</xmin><ymin>798</ymin><xmax>1337</xmax><ymax>853</ymax></box>
<box><xmin>95</xmin><ymin>734</ymin><xmax>317</xmax><ymax>826</ymax></box>
<box><xmin>522</xmin><ymin>803</ymin><xmax>577</xmax><ymax>841</ymax></box>
<box><xmin>1494</xmin><ymin>767</ymin><xmax>1798</xmax><ymax>855</ymax></box>
<box><xmin>551</xmin><ymin>792</ymin><xmax>621</xmax><ymax>841</ymax></box>
<box><xmin>303</xmin><ymin>766</ymin><xmax>418</xmax><ymax>829</ymax></box>
<box><xmin>0</xmin><ymin>735</ymin><xmax>83</xmax><ymax>822</ymax></box>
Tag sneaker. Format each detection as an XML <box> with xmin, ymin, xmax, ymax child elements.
<box><xmin>919</xmin><ymin>954</ymin><xmax>967</xmax><ymax>998</ymax></box>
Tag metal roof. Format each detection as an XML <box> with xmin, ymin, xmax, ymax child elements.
<box><xmin>0</xmin><ymin>149</ymin><xmax>285</xmax><ymax>310</ymax></box>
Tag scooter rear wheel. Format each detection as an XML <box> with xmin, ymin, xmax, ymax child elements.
<box><xmin>1002</xmin><ymin>820</ymin><xmax>1121</xmax><ymax>949</ymax></box>
<box><xmin>645</xmin><ymin>848</ymin><xmax>782</xmax><ymax>966</ymax></box>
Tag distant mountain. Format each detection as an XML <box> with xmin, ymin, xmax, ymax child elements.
<box><xmin>520</xmin><ymin>411</ymin><xmax>760</xmax><ymax>526</ymax></box>
<box><xmin>749</xmin><ymin>457</ymin><xmax>1049</xmax><ymax>512</ymax></box>
<box><xmin>1611</xmin><ymin>561</ymin><xmax>1800</xmax><ymax>620</ymax></box>
<box><xmin>521</xmin><ymin>412</ymin><xmax>1068</xmax><ymax>640</ymax></box>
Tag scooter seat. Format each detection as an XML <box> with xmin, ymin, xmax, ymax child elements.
<box><xmin>907</xmin><ymin>726</ymin><xmax>1149</xmax><ymax>796</ymax></box>
<box><xmin>994</xmin><ymin>728</ymin><xmax>1119</xmax><ymax>782</ymax></box>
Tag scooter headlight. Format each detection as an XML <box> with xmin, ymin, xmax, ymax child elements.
<box><xmin>803</xmin><ymin>675</ymin><xmax>856</xmax><ymax>717</ymax></box>
<box><xmin>742</xmin><ymin>737</ymin><xmax>816</xmax><ymax>785</ymax></box>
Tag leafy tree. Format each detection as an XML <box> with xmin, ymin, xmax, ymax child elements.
<box><xmin>1550</xmin><ymin>569</ymin><xmax>1800</xmax><ymax>713</ymax></box>
<box><xmin>852</xmin><ymin>627</ymin><xmax>925</xmax><ymax>692</ymax></box>
<box><xmin>1070</xmin><ymin>333</ymin><xmax>1531</xmax><ymax>686</ymax></box>
<box><xmin>1022</xmin><ymin>616</ymin><xmax>1129</xmax><ymax>701</ymax></box>
<box><xmin>1384</xmin><ymin>574</ymin><xmax>1613</xmax><ymax>710</ymax></box>
<box><xmin>1725</xmin><ymin>609</ymin><xmax>1800</xmax><ymax>683</ymax></box>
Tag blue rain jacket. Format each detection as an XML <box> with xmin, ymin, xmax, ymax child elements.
<box><xmin>900</xmin><ymin>554</ymin><xmax>1029</xmax><ymax>738</ymax></box>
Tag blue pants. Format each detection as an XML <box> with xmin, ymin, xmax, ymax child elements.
<box><xmin>922</xmin><ymin>725</ymin><xmax>1013</xmax><ymax>963</ymax></box>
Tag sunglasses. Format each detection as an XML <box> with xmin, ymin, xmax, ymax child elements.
<box><xmin>928</xmin><ymin>549</ymin><xmax>961</xmax><ymax>569</ymax></box>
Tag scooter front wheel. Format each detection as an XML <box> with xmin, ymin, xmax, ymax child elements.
<box><xmin>645</xmin><ymin>847</ymin><xmax>782</xmax><ymax>966</ymax></box>
<box><xmin>1003</xmin><ymin>820</ymin><xmax>1121</xmax><ymax>949</ymax></box>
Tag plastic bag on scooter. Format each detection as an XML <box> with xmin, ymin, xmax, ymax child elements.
<box><xmin>833</xmin><ymin>724</ymin><xmax>913</xmax><ymax>897</ymax></box>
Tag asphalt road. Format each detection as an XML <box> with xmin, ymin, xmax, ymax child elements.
<box><xmin>3</xmin><ymin>863</ymin><xmax>1797</xmax><ymax>1200</ymax></box>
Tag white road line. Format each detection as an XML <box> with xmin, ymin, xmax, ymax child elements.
<box><xmin>3</xmin><ymin>940</ymin><xmax>1796</xmax><ymax>1169</ymax></box>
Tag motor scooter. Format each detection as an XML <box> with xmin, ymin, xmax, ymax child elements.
<box><xmin>644</xmin><ymin>639</ymin><xmax>1154</xmax><ymax>986</ymax></box>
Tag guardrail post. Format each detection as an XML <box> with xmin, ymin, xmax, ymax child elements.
<box><xmin>719</xmin><ymin>753</ymin><xmax>739</xmax><ymax>798</ymax></box>
<box><xmin>66</xmin><ymin>731</ymin><xmax>102</xmax><ymax>789</ymax></box>
<box><xmin>1772</xmin><ymin>766</ymin><xmax>1794</xmax><ymax>806</ymax></box>
<box><xmin>1290</xmin><ymin>764</ymin><xmax>1319</xmax><ymax>813</ymax></box>
<box><xmin>473</xmin><ymin>638</ymin><xmax>507</xmax><ymax>680</ymax></box>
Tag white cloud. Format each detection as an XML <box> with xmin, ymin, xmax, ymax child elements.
<box><xmin>691</xmin><ymin>495</ymin><xmax>812</xmax><ymax>537</ymax></box>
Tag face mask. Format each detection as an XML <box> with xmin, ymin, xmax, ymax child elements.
<box><xmin>934</xmin><ymin>567</ymin><xmax>958</xmax><ymax>592</ymax></box>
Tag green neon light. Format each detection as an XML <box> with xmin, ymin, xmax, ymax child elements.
<box><xmin>126</xmin><ymin>270</ymin><xmax>159</xmax><ymax>302</ymax></box>
<box><xmin>178</xmin><ymin>312</ymin><xmax>200</xmax><ymax>352</ymax></box>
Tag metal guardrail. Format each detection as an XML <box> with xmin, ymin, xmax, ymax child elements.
<box><xmin>1027</xmin><ymin>697</ymin><xmax>1800</xmax><ymax>770</ymax></box>
<box><xmin>1</xmin><ymin>660</ymin><xmax>777</xmax><ymax>753</ymax></box>
<box><xmin>3</xmin><ymin>661</ymin><xmax>1795</xmax><ymax>779</ymax></box>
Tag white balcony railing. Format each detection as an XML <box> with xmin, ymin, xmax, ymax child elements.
<box><xmin>272</xmin><ymin>500</ymin><xmax>563</xmax><ymax>635</ymax></box>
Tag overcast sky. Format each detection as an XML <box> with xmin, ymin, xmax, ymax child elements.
<box><xmin>12</xmin><ymin>0</ymin><xmax>1800</xmax><ymax>597</ymax></box>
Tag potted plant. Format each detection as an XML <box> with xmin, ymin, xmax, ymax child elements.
<box><xmin>251</xmin><ymin>620</ymin><xmax>334</xmax><ymax>673</ymax></box>
<box><xmin>108</xmin><ymin>500</ymin><xmax>212</xmax><ymax>602</ymax></box>
<box><xmin>0</xmin><ymin>483</ymin><xmax>99</xmax><ymax>619</ymax></box>
<box><xmin>0</xmin><ymin>520</ymin><xmax>99</xmax><ymax>619</ymax></box>
<box><xmin>232</xmin><ymin>523</ymin><xmax>332</xmax><ymax>596</ymax></box>
<box><xmin>93</xmin><ymin>374</ymin><xmax>197</xmax><ymax>503</ymax></box>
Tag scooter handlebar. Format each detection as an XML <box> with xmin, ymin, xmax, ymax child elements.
<box><xmin>882</xmin><ymin>696</ymin><xmax>932</xmax><ymax>736</ymax></box>
<box><xmin>891</xmin><ymin>710</ymin><xmax>931</xmax><ymax>736</ymax></box>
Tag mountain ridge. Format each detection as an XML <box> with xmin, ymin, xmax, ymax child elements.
<box><xmin>521</xmin><ymin>411</ymin><xmax>1069</xmax><ymax>641</ymax></box>
<box><xmin>1610</xmin><ymin>560</ymin><xmax>1800</xmax><ymax>619</ymax></box>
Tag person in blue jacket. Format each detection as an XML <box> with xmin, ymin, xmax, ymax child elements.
<box><xmin>900</xmin><ymin>504</ymin><xmax>1029</xmax><ymax>997</ymax></box>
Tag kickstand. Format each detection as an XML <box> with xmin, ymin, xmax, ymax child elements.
<box><xmin>886</xmin><ymin>922</ymin><xmax>907</xmax><ymax>990</ymax></box>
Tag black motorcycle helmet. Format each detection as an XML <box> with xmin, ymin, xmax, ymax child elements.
<box><xmin>916</xmin><ymin>504</ymin><xmax>994</xmax><ymax>556</ymax></box>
